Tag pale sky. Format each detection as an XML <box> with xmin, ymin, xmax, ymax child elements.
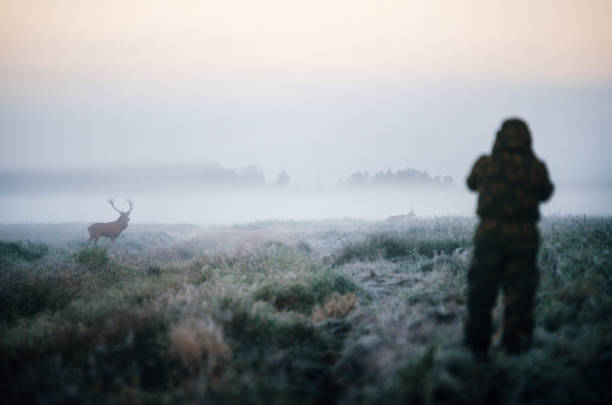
<box><xmin>1</xmin><ymin>0</ymin><xmax>611</xmax><ymax>185</ymax></box>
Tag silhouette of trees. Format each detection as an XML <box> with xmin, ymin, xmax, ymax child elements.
<box><xmin>338</xmin><ymin>168</ymin><xmax>453</xmax><ymax>187</ymax></box>
<box><xmin>345</xmin><ymin>171</ymin><xmax>369</xmax><ymax>186</ymax></box>
<box><xmin>0</xmin><ymin>165</ymin><xmax>452</xmax><ymax>193</ymax></box>
<box><xmin>274</xmin><ymin>170</ymin><xmax>291</xmax><ymax>187</ymax></box>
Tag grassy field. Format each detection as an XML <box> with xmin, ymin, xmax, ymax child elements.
<box><xmin>1</xmin><ymin>216</ymin><xmax>611</xmax><ymax>404</ymax></box>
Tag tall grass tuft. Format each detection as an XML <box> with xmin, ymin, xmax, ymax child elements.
<box><xmin>73</xmin><ymin>246</ymin><xmax>111</xmax><ymax>269</ymax></box>
<box><xmin>330</xmin><ymin>233</ymin><xmax>465</xmax><ymax>266</ymax></box>
<box><xmin>0</xmin><ymin>240</ymin><xmax>48</xmax><ymax>263</ymax></box>
<box><xmin>254</xmin><ymin>269</ymin><xmax>360</xmax><ymax>313</ymax></box>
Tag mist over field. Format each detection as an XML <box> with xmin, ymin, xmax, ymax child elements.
<box><xmin>0</xmin><ymin>167</ymin><xmax>611</xmax><ymax>224</ymax></box>
<box><xmin>2</xmin><ymin>80</ymin><xmax>611</xmax><ymax>225</ymax></box>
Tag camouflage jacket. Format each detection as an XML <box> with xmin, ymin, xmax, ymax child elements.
<box><xmin>467</xmin><ymin>125</ymin><xmax>554</xmax><ymax>222</ymax></box>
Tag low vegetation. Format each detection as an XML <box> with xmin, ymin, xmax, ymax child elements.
<box><xmin>329</xmin><ymin>232</ymin><xmax>467</xmax><ymax>265</ymax></box>
<box><xmin>0</xmin><ymin>240</ymin><xmax>48</xmax><ymax>263</ymax></box>
<box><xmin>0</xmin><ymin>216</ymin><xmax>610</xmax><ymax>404</ymax></box>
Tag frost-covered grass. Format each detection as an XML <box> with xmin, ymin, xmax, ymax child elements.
<box><xmin>0</xmin><ymin>216</ymin><xmax>610</xmax><ymax>404</ymax></box>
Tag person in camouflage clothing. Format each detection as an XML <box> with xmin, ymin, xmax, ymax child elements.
<box><xmin>465</xmin><ymin>118</ymin><xmax>554</xmax><ymax>358</ymax></box>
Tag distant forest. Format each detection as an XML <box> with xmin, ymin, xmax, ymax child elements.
<box><xmin>338</xmin><ymin>168</ymin><xmax>453</xmax><ymax>187</ymax></box>
<box><xmin>0</xmin><ymin>165</ymin><xmax>452</xmax><ymax>194</ymax></box>
<box><xmin>0</xmin><ymin>165</ymin><xmax>271</xmax><ymax>194</ymax></box>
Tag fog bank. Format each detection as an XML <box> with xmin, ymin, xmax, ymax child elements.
<box><xmin>0</xmin><ymin>185</ymin><xmax>609</xmax><ymax>224</ymax></box>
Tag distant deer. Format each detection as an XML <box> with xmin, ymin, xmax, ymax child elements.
<box><xmin>386</xmin><ymin>205</ymin><xmax>416</xmax><ymax>223</ymax></box>
<box><xmin>88</xmin><ymin>198</ymin><xmax>134</xmax><ymax>242</ymax></box>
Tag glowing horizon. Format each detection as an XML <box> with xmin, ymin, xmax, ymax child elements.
<box><xmin>2</xmin><ymin>0</ymin><xmax>611</xmax><ymax>90</ymax></box>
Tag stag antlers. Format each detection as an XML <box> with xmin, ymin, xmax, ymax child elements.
<box><xmin>108</xmin><ymin>198</ymin><xmax>134</xmax><ymax>215</ymax></box>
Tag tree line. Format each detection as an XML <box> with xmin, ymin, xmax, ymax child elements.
<box><xmin>337</xmin><ymin>168</ymin><xmax>453</xmax><ymax>187</ymax></box>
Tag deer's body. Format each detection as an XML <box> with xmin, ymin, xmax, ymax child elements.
<box><xmin>88</xmin><ymin>217</ymin><xmax>128</xmax><ymax>241</ymax></box>
<box><xmin>88</xmin><ymin>199</ymin><xmax>133</xmax><ymax>242</ymax></box>
<box><xmin>386</xmin><ymin>206</ymin><xmax>416</xmax><ymax>223</ymax></box>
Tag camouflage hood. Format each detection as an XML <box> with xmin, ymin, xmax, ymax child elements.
<box><xmin>492</xmin><ymin>118</ymin><xmax>532</xmax><ymax>155</ymax></box>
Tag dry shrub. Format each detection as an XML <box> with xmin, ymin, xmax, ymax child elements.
<box><xmin>169</xmin><ymin>318</ymin><xmax>232</xmax><ymax>371</ymax></box>
<box><xmin>312</xmin><ymin>292</ymin><xmax>357</xmax><ymax>322</ymax></box>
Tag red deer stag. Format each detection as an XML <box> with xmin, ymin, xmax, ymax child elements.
<box><xmin>386</xmin><ymin>205</ymin><xmax>416</xmax><ymax>223</ymax></box>
<box><xmin>88</xmin><ymin>198</ymin><xmax>134</xmax><ymax>242</ymax></box>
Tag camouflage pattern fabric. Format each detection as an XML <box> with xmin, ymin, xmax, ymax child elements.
<box><xmin>467</xmin><ymin>120</ymin><xmax>553</xmax><ymax>222</ymax></box>
<box><xmin>465</xmin><ymin>222</ymin><xmax>539</xmax><ymax>354</ymax></box>
<box><xmin>465</xmin><ymin>118</ymin><xmax>553</xmax><ymax>356</ymax></box>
